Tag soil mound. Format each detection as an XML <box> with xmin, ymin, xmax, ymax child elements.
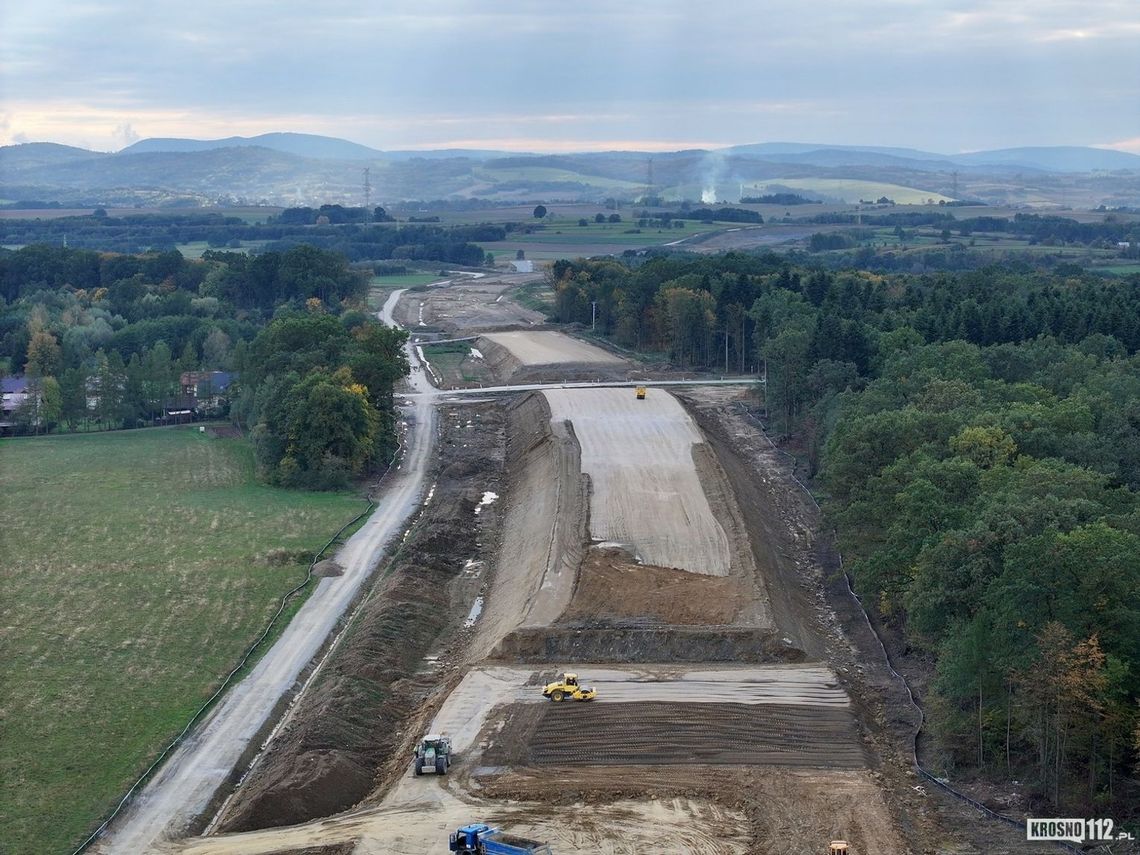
<box><xmin>490</xmin><ymin>626</ymin><xmax>806</xmax><ymax>663</ymax></box>
<box><xmin>214</xmin><ymin>405</ymin><xmax>506</xmax><ymax>833</ymax></box>
<box><xmin>311</xmin><ymin>559</ymin><xmax>343</xmax><ymax>578</ymax></box>
<box><xmin>566</xmin><ymin>548</ymin><xmax>743</xmax><ymax>625</ymax></box>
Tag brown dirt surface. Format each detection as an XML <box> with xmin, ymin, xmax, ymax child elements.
<box><xmin>476</xmin><ymin>333</ymin><xmax>632</xmax><ymax>385</ymax></box>
<box><xmin>491</xmin><ymin>626</ymin><xmax>805</xmax><ymax>663</ymax></box>
<box><xmin>393</xmin><ymin>274</ymin><xmax>545</xmax><ymax>333</ymax></box>
<box><xmin>310</xmin><ymin>559</ymin><xmax>343</xmax><ymax>578</ymax></box>
<box><xmin>478</xmin><ymin>767</ymin><xmax>907</xmax><ymax>854</ymax></box>
<box><xmin>465</xmin><ymin>393</ymin><xmax>586</xmax><ymax>658</ymax></box>
<box><xmin>173</xmin><ymin>366</ymin><xmax>1058</xmax><ymax>855</ymax></box>
<box><xmin>564</xmin><ymin>547</ymin><xmax>742</xmax><ymax>625</ymax></box>
<box><xmin>481</xmin><ymin>701</ymin><xmax>867</xmax><ymax>769</ymax></box>
<box><xmin>212</xmin><ymin>404</ymin><xmax>507</xmax><ymax>833</ymax></box>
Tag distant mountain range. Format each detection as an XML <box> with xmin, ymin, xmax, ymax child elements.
<box><xmin>121</xmin><ymin>132</ymin><xmax>520</xmax><ymax>163</ymax></box>
<box><xmin>2</xmin><ymin>133</ymin><xmax>1139</xmax><ymax>209</ymax></box>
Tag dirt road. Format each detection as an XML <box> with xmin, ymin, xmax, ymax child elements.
<box><xmin>393</xmin><ymin>272</ymin><xmax>544</xmax><ymax>332</ymax></box>
<box><xmin>93</xmin><ymin>290</ymin><xmax>439</xmax><ymax>854</ymax></box>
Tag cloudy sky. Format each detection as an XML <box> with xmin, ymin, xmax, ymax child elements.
<box><xmin>2</xmin><ymin>0</ymin><xmax>1138</xmax><ymax>154</ymax></box>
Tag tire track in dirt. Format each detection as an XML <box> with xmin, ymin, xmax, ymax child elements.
<box><xmin>485</xmin><ymin>701</ymin><xmax>867</xmax><ymax>769</ymax></box>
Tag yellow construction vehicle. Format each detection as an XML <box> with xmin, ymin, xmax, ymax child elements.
<box><xmin>635</xmin><ymin>385</ymin><xmax>647</xmax><ymax>399</ymax></box>
<box><xmin>541</xmin><ymin>672</ymin><xmax>597</xmax><ymax>702</ymax></box>
<box><xmin>829</xmin><ymin>842</ymin><xmax>849</xmax><ymax>855</ymax></box>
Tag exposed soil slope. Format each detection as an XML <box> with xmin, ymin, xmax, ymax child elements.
<box><xmin>213</xmin><ymin>404</ymin><xmax>505</xmax><ymax>832</ymax></box>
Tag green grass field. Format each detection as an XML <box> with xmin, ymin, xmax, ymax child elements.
<box><xmin>368</xmin><ymin>272</ymin><xmax>446</xmax><ymax>287</ymax></box>
<box><xmin>522</xmin><ymin>226</ymin><xmax>696</xmax><ymax>245</ymax></box>
<box><xmin>472</xmin><ymin>165</ymin><xmax>644</xmax><ymax>193</ymax></box>
<box><xmin>421</xmin><ymin>342</ymin><xmax>476</xmax><ymax>383</ymax></box>
<box><xmin>759</xmin><ymin>178</ymin><xmax>953</xmax><ymax>205</ymax></box>
<box><xmin>508</xmin><ymin>281</ymin><xmax>555</xmax><ymax>315</ymax></box>
<box><xmin>0</xmin><ymin>428</ymin><xmax>366</xmax><ymax>855</ymax></box>
<box><xmin>1097</xmin><ymin>263</ymin><xmax>1140</xmax><ymax>275</ymax></box>
<box><xmin>174</xmin><ymin>240</ymin><xmax>267</xmax><ymax>259</ymax></box>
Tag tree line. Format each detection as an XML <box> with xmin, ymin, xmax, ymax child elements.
<box><xmin>0</xmin><ymin>211</ymin><xmax>498</xmax><ymax>266</ymax></box>
<box><xmin>1</xmin><ymin>243</ymin><xmax>408</xmax><ymax>490</ymax></box>
<box><xmin>547</xmin><ymin>251</ymin><xmax>1140</xmax><ymax>817</ymax></box>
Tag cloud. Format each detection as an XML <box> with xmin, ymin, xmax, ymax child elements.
<box><xmin>1</xmin><ymin>1</ymin><xmax>1137</xmax><ymax>153</ymax></box>
<box><xmin>1101</xmin><ymin>137</ymin><xmax>1140</xmax><ymax>155</ymax></box>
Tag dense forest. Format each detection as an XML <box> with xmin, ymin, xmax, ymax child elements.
<box><xmin>550</xmin><ymin>253</ymin><xmax>1140</xmax><ymax>818</ymax></box>
<box><xmin>0</xmin><ymin>209</ymin><xmax>496</xmax><ymax>265</ymax></box>
<box><xmin>0</xmin><ymin>243</ymin><xmax>407</xmax><ymax>488</ymax></box>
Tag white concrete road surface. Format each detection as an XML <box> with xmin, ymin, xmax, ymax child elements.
<box><xmin>545</xmin><ymin>387</ymin><xmax>733</xmax><ymax>575</ymax></box>
<box><xmin>94</xmin><ymin>290</ymin><xmax>438</xmax><ymax>854</ymax></box>
<box><xmin>482</xmin><ymin>330</ymin><xmax>622</xmax><ymax>366</ymax></box>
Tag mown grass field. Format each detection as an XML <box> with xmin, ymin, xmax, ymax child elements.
<box><xmin>174</xmin><ymin>240</ymin><xmax>267</xmax><ymax>259</ymax></box>
<box><xmin>758</xmin><ymin>177</ymin><xmax>953</xmax><ymax>204</ymax></box>
<box><xmin>519</xmin><ymin>220</ymin><xmax>709</xmax><ymax>244</ymax></box>
<box><xmin>471</xmin><ymin>165</ymin><xmax>645</xmax><ymax>193</ymax></box>
<box><xmin>421</xmin><ymin>342</ymin><xmax>478</xmax><ymax>385</ymax></box>
<box><xmin>479</xmin><ymin>218</ymin><xmax>716</xmax><ymax>260</ymax></box>
<box><xmin>368</xmin><ymin>272</ymin><xmax>445</xmax><ymax>287</ymax></box>
<box><xmin>0</xmin><ymin>428</ymin><xmax>367</xmax><ymax>855</ymax></box>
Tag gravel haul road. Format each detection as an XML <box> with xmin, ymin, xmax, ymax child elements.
<box><xmin>94</xmin><ymin>290</ymin><xmax>438</xmax><ymax>854</ymax></box>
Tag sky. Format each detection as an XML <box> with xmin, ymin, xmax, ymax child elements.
<box><xmin>1</xmin><ymin>0</ymin><xmax>1139</xmax><ymax>155</ymax></box>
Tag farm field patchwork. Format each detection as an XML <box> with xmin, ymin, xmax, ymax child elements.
<box><xmin>0</xmin><ymin>428</ymin><xmax>366</xmax><ymax>855</ymax></box>
<box><xmin>756</xmin><ymin>177</ymin><xmax>953</xmax><ymax>204</ymax></box>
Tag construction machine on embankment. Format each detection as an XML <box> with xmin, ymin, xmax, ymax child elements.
<box><xmin>541</xmin><ymin>672</ymin><xmax>596</xmax><ymax>702</ymax></box>
<box><xmin>413</xmin><ymin>734</ymin><xmax>453</xmax><ymax>775</ymax></box>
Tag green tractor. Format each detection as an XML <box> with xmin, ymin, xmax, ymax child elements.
<box><xmin>413</xmin><ymin>733</ymin><xmax>453</xmax><ymax>775</ymax></box>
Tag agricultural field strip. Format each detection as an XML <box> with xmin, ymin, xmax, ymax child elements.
<box><xmin>482</xmin><ymin>330</ymin><xmax>623</xmax><ymax>365</ymax></box>
<box><xmin>0</xmin><ymin>430</ymin><xmax>367</xmax><ymax>855</ymax></box>
<box><xmin>544</xmin><ymin>387</ymin><xmax>732</xmax><ymax>576</ymax></box>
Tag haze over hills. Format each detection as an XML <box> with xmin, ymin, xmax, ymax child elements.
<box><xmin>121</xmin><ymin>132</ymin><xmax>387</xmax><ymax>161</ymax></box>
<box><xmin>2</xmin><ymin>133</ymin><xmax>1139</xmax><ymax>209</ymax></box>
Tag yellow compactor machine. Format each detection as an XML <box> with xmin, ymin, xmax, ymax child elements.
<box><xmin>541</xmin><ymin>672</ymin><xmax>597</xmax><ymax>702</ymax></box>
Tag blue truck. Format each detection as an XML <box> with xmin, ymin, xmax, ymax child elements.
<box><xmin>449</xmin><ymin>823</ymin><xmax>552</xmax><ymax>854</ymax></box>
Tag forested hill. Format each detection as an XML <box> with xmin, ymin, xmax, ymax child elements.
<box><xmin>4</xmin><ymin>137</ymin><xmax>1140</xmax><ymax>207</ymax></box>
<box><xmin>550</xmin><ymin>253</ymin><xmax>1140</xmax><ymax>820</ymax></box>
